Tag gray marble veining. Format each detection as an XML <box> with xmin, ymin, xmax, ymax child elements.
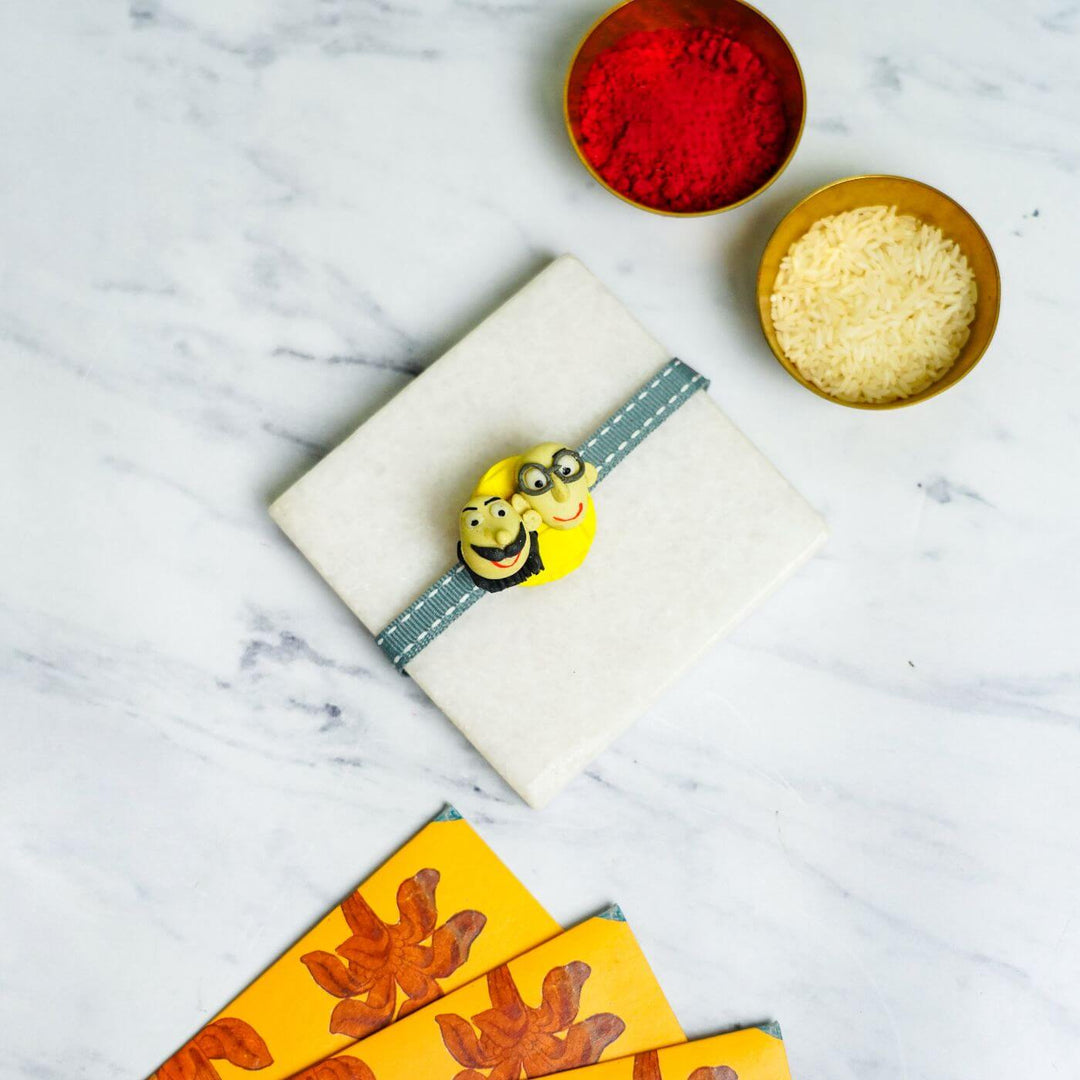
<box><xmin>2</xmin><ymin>1</ymin><xmax>1078</xmax><ymax>1078</ymax></box>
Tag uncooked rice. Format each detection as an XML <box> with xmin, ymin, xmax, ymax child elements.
<box><xmin>770</xmin><ymin>204</ymin><xmax>977</xmax><ymax>403</ymax></box>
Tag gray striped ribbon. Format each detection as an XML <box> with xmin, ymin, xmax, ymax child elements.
<box><xmin>376</xmin><ymin>358</ymin><xmax>708</xmax><ymax>672</ymax></box>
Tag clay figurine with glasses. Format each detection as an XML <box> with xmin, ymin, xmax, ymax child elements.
<box><xmin>511</xmin><ymin>444</ymin><xmax>598</xmax><ymax>530</ymax></box>
<box><xmin>456</xmin><ymin>443</ymin><xmax>598</xmax><ymax>594</ymax></box>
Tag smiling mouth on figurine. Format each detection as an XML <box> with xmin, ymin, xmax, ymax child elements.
<box><xmin>553</xmin><ymin>502</ymin><xmax>583</xmax><ymax>523</ymax></box>
<box><xmin>470</xmin><ymin>523</ymin><xmax>527</xmax><ymax>565</ymax></box>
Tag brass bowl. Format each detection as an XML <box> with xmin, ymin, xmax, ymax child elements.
<box><xmin>757</xmin><ymin>175</ymin><xmax>1002</xmax><ymax>409</ymax></box>
<box><xmin>564</xmin><ymin>0</ymin><xmax>806</xmax><ymax>216</ymax></box>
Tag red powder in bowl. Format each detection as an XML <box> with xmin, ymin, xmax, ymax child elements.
<box><xmin>576</xmin><ymin>27</ymin><xmax>790</xmax><ymax>213</ymax></box>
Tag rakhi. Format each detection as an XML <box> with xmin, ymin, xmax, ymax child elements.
<box><xmin>376</xmin><ymin>358</ymin><xmax>708</xmax><ymax>671</ymax></box>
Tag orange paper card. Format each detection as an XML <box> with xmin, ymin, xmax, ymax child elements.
<box><xmin>557</xmin><ymin>1024</ymin><xmax>792</xmax><ymax>1080</ymax></box>
<box><xmin>291</xmin><ymin>906</ymin><xmax>685</xmax><ymax>1080</ymax></box>
<box><xmin>149</xmin><ymin>807</ymin><xmax>559</xmax><ymax>1080</ymax></box>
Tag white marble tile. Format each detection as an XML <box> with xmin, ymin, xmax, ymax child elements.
<box><xmin>269</xmin><ymin>256</ymin><xmax>826</xmax><ymax>807</ymax></box>
<box><xmin>1</xmin><ymin>1</ymin><xmax>1078</xmax><ymax>1078</ymax></box>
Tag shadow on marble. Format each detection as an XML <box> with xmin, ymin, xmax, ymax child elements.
<box><xmin>531</xmin><ymin>8</ymin><xmax>612</xmax><ymax>179</ymax></box>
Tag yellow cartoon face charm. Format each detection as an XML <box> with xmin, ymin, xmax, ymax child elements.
<box><xmin>511</xmin><ymin>444</ymin><xmax>599</xmax><ymax>530</ymax></box>
<box><xmin>458</xmin><ymin>494</ymin><xmax>545</xmax><ymax>592</ymax></box>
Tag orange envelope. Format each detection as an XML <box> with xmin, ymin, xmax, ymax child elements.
<box><xmin>149</xmin><ymin>807</ymin><xmax>559</xmax><ymax>1080</ymax></box>
<box><xmin>291</xmin><ymin>906</ymin><xmax>685</xmax><ymax>1080</ymax></box>
<box><xmin>556</xmin><ymin>1024</ymin><xmax>792</xmax><ymax>1080</ymax></box>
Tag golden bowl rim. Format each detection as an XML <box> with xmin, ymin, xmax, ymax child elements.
<box><xmin>755</xmin><ymin>173</ymin><xmax>1002</xmax><ymax>410</ymax></box>
<box><xmin>562</xmin><ymin>0</ymin><xmax>807</xmax><ymax>217</ymax></box>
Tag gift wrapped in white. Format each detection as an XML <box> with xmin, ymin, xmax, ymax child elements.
<box><xmin>270</xmin><ymin>256</ymin><xmax>825</xmax><ymax>807</ymax></box>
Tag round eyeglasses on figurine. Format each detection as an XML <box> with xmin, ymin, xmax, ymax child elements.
<box><xmin>517</xmin><ymin>447</ymin><xmax>587</xmax><ymax>496</ymax></box>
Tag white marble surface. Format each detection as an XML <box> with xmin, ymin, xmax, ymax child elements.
<box><xmin>1</xmin><ymin>1</ymin><xmax>1077</xmax><ymax>1077</ymax></box>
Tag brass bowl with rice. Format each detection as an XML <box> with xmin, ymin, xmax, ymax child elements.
<box><xmin>756</xmin><ymin>175</ymin><xmax>1000</xmax><ymax>409</ymax></box>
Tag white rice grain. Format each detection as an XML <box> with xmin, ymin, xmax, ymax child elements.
<box><xmin>770</xmin><ymin>205</ymin><xmax>977</xmax><ymax>403</ymax></box>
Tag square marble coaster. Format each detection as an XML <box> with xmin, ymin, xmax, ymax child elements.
<box><xmin>270</xmin><ymin>256</ymin><xmax>825</xmax><ymax>806</ymax></box>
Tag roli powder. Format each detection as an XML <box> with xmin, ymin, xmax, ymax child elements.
<box><xmin>577</xmin><ymin>27</ymin><xmax>789</xmax><ymax>212</ymax></box>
